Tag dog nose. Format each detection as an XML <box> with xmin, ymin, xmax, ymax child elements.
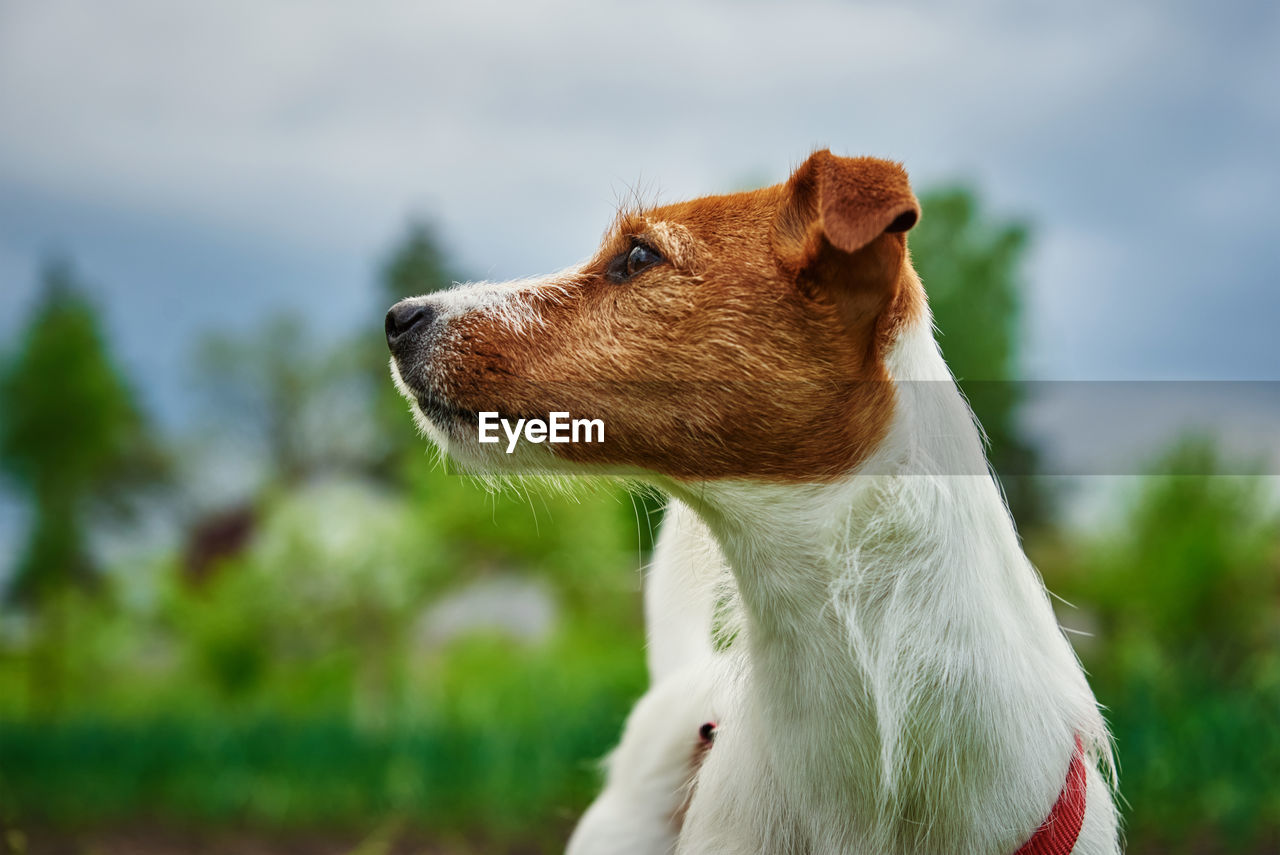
<box><xmin>385</xmin><ymin>300</ymin><xmax>436</xmax><ymax>349</ymax></box>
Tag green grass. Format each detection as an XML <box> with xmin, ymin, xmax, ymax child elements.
<box><xmin>0</xmin><ymin>627</ymin><xmax>649</xmax><ymax>849</ymax></box>
<box><xmin>0</xmin><ymin>704</ymin><xmax>628</xmax><ymax>847</ymax></box>
<box><xmin>1098</xmin><ymin>670</ymin><xmax>1280</xmax><ymax>851</ymax></box>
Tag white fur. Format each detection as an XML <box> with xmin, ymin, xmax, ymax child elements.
<box><xmin>566</xmin><ymin>659</ymin><xmax>726</xmax><ymax>855</ymax></box>
<box><xmin>426</xmin><ymin>267</ymin><xmax>580</xmax><ymax>333</ymax></box>
<box><xmin>575</xmin><ymin>310</ymin><xmax>1119</xmax><ymax>854</ymax></box>
<box><xmin>570</xmin><ymin>504</ymin><xmax>737</xmax><ymax>855</ymax></box>
<box><xmin>659</xmin><ymin>314</ymin><xmax>1115</xmax><ymax>854</ymax></box>
<box><xmin>643</xmin><ymin>500</ymin><xmax>729</xmax><ymax>681</ymax></box>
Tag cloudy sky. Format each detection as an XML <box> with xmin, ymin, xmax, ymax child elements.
<box><xmin>0</xmin><ymin>0</ymin><xmax>1277</xmax><ymax>437</ymax></box>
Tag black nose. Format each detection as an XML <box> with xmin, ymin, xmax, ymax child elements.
<box><xmin>385</xmin><ymin>300</ymin><xmax>435</xmax><ymax>349</ymax></box>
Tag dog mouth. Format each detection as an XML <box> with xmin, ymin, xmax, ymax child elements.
<box><xmin>414</xmin><ymin>389</ymin><xmax>478</xmax><ymax>429</ymax></box>
<box><xmin>390</xmin><ymin>354</ymin><xmax>479</xmax><ymax>431</ymax></box>
<box><xmin>413</xmin><ymin>388</ymin><xmax>534</xmax><ymax>436</ymax></box>
<box><xmin>395</xmin><ymin>359</ymin><xmax>557</xmax><ymax>446</ymax></box>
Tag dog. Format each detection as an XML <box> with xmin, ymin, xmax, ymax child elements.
<box><xmin>386</xmin><ymin>150</ymin><xmax>1120</xmax><ymax>854</ymax></box>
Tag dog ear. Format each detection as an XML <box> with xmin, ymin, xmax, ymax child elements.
<box><xmin>773</xmin><ymin>149</ymin><xmax>920</xmax><ymax>277</ymax></box>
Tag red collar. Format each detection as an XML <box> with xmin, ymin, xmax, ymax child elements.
<box><xmin>1014</xmin><ymin>735</ymin><xmax>1087</xmax><ymax>855</ymax></box>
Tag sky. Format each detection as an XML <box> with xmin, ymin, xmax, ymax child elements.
<box><xmin>0</xmin><ymin>0</ymin><xmax>1277</xmax><ymax>484</ymax></box>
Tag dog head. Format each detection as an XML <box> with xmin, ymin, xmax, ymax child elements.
<box><xmin>387</xmin><ymin>150</ymin><xmax>922</xmax><ymax>482</ymax></box>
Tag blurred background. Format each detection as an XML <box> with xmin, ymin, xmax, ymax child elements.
<box><xmin>1</xmin><ymin>1</ymin><xmax>1278</xmax><ymax>853</ymax></box>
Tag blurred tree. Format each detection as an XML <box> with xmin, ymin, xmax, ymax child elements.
<box><xmin>380</xmin><ymin>218</ymin><xmax>460</xmax><ymax>306</ymax></box>
<box><xmin>195</xmin><ymin>315</ymin><xmax>372</xmax><ymax>486</ymax></box>
<box><xmin>0</xmin><ymin>259</ymin><xmax>166</xmax><ymax>604</ymax></box>
<box><xmin>0</xmin><ymin>258</ymin><xmax>167</xmax><ymax>709</ymax></box>
<box><xmin>1083</xmin><ymin>438</ymin><xmax>1279</xmax><ymax>677</ymax></box>
<box><xmin>910</xmin><ymin>188</ymin><xmax>1045</xmax><ymax>529</ymax></box>
<box><xmin>1054</xmin><ymin>437</ymin><xmax>1280</xmax><ymax>846</ymax></box>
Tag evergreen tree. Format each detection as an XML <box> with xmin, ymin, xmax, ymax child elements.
<box><xmin>0</xmin><ymin>259</ymin><xmax>166</xmax><ymax>607</ymax></box>
<box><xmin>0</xmin><ymin>259</ymin><xmax>166</xmax><ymax>713</ymax></box>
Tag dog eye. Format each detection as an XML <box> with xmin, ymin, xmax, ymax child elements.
<box><xmin>609</xmin><ymin>243</ymin><xmax>664</xmax><ymax>281</ymax></box>
<box><xmin>626</xmin><ymin>243</ymin><xmax>662</xmax><ymax>276</ymax></box>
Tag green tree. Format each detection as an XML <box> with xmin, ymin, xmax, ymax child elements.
<box><xmin>0</xmin><ymin>259</ymin><xmax>166</xmax><ymax>709</ymax></box>
<box><xmin>190</xmin><ymin>221</ymin><xmax>463</xmax><ymax>489</ymax></box>
<box><xmin>910</xmin><ymin>188</ymin><xmax>1044</xmax><ymax>528</ymax></box>
<box><xmin>0</xmin><ymin>260</ymin><xmax>165</xmax><ymax>605</ymax></box>
<box><xmin>1052</xmin><ymin>438</ymin><xmax>1280</xmax><ymax>845</ymax></box>
<box><xmin>195</xmin><ymin>315</ymin><xmax>373</xmax><ymax>486</ymax></box>
<box><xmin>1082</xmin><ymin>438</ymin><xmax>1279</xmax><ymax>677</ymax></box>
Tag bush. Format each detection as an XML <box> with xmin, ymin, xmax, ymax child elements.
<box><xmin>1040</xmin><ymin>438</ymin><xmax>1280</xmax><ymax>851</ymax></box>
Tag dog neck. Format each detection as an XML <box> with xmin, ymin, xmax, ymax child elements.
<box><xmin>666</xmin><ymin>317</ymin><xmax>1106</xmax><ymax>852</ymax></box>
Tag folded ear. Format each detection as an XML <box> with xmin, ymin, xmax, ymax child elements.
<box><xmin>773</xmin><ymin>149</ymin><xmax>920</xmax><ymax>273</ymax></box>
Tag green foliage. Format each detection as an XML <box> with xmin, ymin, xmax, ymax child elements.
<box><xmin>1041</xmin><ymin>438</ymin><xmax>1280</xmax><ymax>849</ymax></box>
<box><xmin>0</xmin><ymin>258</ymin><xmax>166</xmax><ymax>606</ymax></box>
<box><xmin>195</xmin><ymin>315</ymin><xmax>374</xmax><ymax>484</ymax></box>
<box><xmin>0</xmin><ymin>463</ymin><xmax>648</xmax><ymax>846</ymax></box>
<box><xmin>0</xmin><ymin>631</ymin><xmax>644</xmax><ymax>848</ymax></box>
<box><xmin>910</xmin><ymin>188</ymin><xmax>1043</xmax><ymax>527</ymax></box>
<box><xmin>167</xmin><ymin>474</ymin><xmax>641</xmax><ymax>715</ymax></box>
<box><xmin>911</xmin><ymin>189</ymin><xmax>1028</xmax><ymax>385</ymax></box>
<box><xmin>1085</xmin><ymin>440</ymin><xmax>1279</xmax><ymax>671</ymax></box>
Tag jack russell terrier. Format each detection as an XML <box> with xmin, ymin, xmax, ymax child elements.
<box><xmin>386</xmin><ymin>150</ymin><xmax>1120</xmax><ymax>855</ymax></box>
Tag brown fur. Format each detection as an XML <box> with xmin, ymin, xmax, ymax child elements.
<box><xmin>418</xmin><ymin>150</ymin><xmax>924</xmax><ymax>482</ymax></box>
